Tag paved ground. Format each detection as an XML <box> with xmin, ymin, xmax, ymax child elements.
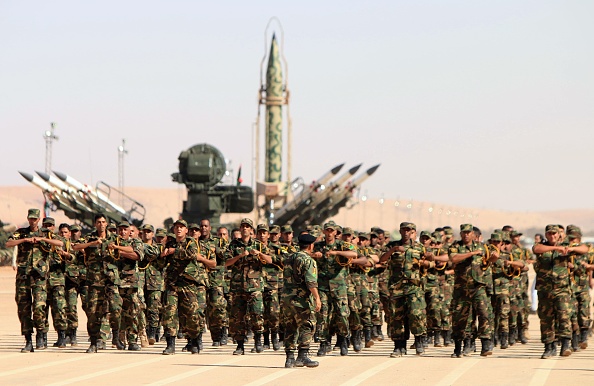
<box><xmin>0</xmin><ymin>266</ymin><xmax>592</xmax><ymax>385</ymax></box>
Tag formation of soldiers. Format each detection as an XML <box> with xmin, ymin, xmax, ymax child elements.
<box><xmin>8</xmin><ymin>208</ymin><xmax>593</xmax><ymax>368</ymax></box>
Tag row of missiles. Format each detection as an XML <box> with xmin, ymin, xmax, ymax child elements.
<box><xmin>272</xmin><ymin>163</ymin><xmax>380</xmax><ymax>229</ymax></box>
<box><xmin>19</xmin><ymin>171</ymin><xmax>145</xmax><ymax>229</ymax></box>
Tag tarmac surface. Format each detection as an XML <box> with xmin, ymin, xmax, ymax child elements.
<box><xmin>0</xmin><ymin>266</ymin><xmax>592</xmax><ymax>386</ymax></box>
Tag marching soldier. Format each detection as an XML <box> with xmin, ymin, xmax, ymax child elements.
<box><xmin>139</xmin><ymin>224</ymin><xmax>165</xmax><ymax>345</ymax></box>
<box><xmin>63</xmin><ymin>224</ymin><xmax>84</xmax><ymax>346</ymax></box>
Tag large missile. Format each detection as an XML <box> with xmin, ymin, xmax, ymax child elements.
<box><xmin>19</xmin><ymin>171</ymin><xmax>56</xmax><ymax>193</ymax></box>
<box><xmin>19</xmin><ymin>172</ymin><xmax>81</xmax><ymax>217</ymax></box>
<box><xmin>273</xmin><ymin>163</ymin><xmax>344</xmax><ymax>223</ymax></box>
<box><xmin>311</xmin><ymin>164</ymin><xmax>381</xmax><ymax>224</ymax></box>
<box><xmin>264</xmin><ymin>34</ymin><xmax>283</xmax><ymax>183</ymax></box>
<box><xmin>36</xmin><ymin>171</ymin><xmax>95</xmax><ymax>213</ymax></box>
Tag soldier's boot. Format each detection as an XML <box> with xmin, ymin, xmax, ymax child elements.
<box><xmin>176</xmin><ymin>331</ymin><xmax>184</xmax><ymax>339</ymax></box>
<box><xmin>364</xmin><ymin>327</ymin><xmax>374</xmax><ymax>348</ymax></box>
<box><xmin>508</xmin><ymin>327</ymin><xmax>516</xmax><ymax>346</ymax></box>
<box><xmin>423</xmin><ymin>333</ymin><xmax>430</xmax><ymax>348</ymax></box>
<box><xmin>333</xmin><ymin>335</ymin><xmax>341</xmax><ymax>351</ymax></box>
<box><xmin>442</xmin><ymin>331</ymin><xmax>450</xmax><ymax>347</ymax></box>
<box><xmin>112</xmin><ymin>330</ymin><xmax>125</xmax><ymax>350</ymax></box>
<box><xmin>520</xmin><ymin>328</ymin><xmax>529</xmax><ymax>344</ymax></box>
<box><xmin>541</xmin><ymin>342</ymin><xmax>554</xmax><ymax>359</ymax></box>
<box><xmin>493</xmin><ymin>332</ymin><xmax>499</xmax><ymax>347</ymax></box>
<box><xmin>182</xmin><ymin>338</ymin><xmax>191</xmax><ymax>352</ymax></box>
<box><xmin>285</xmin><ymin>349</ymin><xmax>296</xmax><ymax>368</ymax></box>
<box><xmin>462</xmin><ymin>338</ymin><xmax>472</xmax><ymax>356</ymax></box>
<box><xmin>56</xmin><ymin>330</ymin><xmax>67</xmax><ymax>348</ymax></box>
<box><xmin>377</xmin><ymin>325</ymin><xmax>385</xmax><ymax>341</ymax></box>
<box><xmin>21</xmin><ymin>333</ymin><xmax>34</xmax><ymax>353</ymax></box>
<box><xmin>434</xmin><ymin>331</ymin><xmax>443</xmax><ymax>347</ymax></box>
<box><xmin>552</xmin><ymin>341</ymin><xmax>558</xmax><ymax>356</ymax></box>
<box><xmin>43</xmin><ymin>332</ymin><xmax>48</xmax><ymax>348</ymax></box>
<box><xmin>233</xmin><ymin>340</ymin><xmax>245</xmax><ymax>355</ymax></box>
<box><xmin>70</xmin><ymin>329</ymin><xmax>78</xmax><ymax>346</ymax></box>
<box><xmin>352</xmin><ymin>330</ymin><xmax>362</xmax><ymax>352</ymax></box>
<box><xmin>154</xmin><ymin>328</ymin><xmax>161</xmax><ymax>344</ymax></box>
<box><xmin>480</xmin><ymin>338</ymin><xmax>493</xmax><ymax>357</ymax></box>
<box><xmin>35</xmin><ymin>331</ymin><xmax>45</xmax><ymax>350</ymax></box>
<box><xmin>198</xmin><ymin>334</ymin><xmax>203</xmax><ymax>351</ymax></box>
<box><xmin>97</xmin><ymin>339</ymin><xmax>106</xmax><ymax>350</ymax></box>
<box><xmin>128</xmin><ymin>340</ymin><xmax>141</xmax><ymax>351</ymax></box>
<box><xmin>162</xmin><ymin>336</ymin><xmax>175</xmax><ymax>355</ymax></box>
<box><xmin>500</xmin><ymin>333</ymin><xmax>509</xmax><ymax>349</ymax></box>
<box><xmin>271</xmin><ymin>332</ymin><xmax>280</xmax><ymax>351</ymax></box>
<box><xmin>296</xmin><ymin>347</ymin><xmax>319</xmax><ymax>368</ymax></box>
<box><xmin>246</xmin><ymin>330</ymin><xmax>253</xmax><ymax>342</ymax></box>
<box><xmin>190</xmin><ymin>335</ymin><xmax>201</xmax><ymax>354</ymax></box>
<box><xmin>313</xmin><ymin>329</ymin><xmax>320</xmax><ymax>343</ymax></box>
<box><xmin>316</xmin><ymin>342</ymin><xmax>327</xmax><ymax>357</ymax></box>
<box><xmin>64</xmin><ymin>330</ymin><xmax>71</xmax><ymax>345</ymax></box>
<box><xmin>86</xmin><ymin>336</ymin><xmax>98</xmax><ymax>353</ymax></box>
<box><xmin>446</xmin><ymin>330</ymin><xmax>453</xmax><ymax>345</ymax></box>
<box><xmin>147</xmin><ymin>327</ymin><xmax>156</xmax><ymax>345</ymax></box>
<box><xmin>253</xmin><ymin>333</ymin><xmax>264</xmax><ymax>353</ymax></box>
<box><xmin>571</xmin><ymin>331</ymin><xmax>580</xmax><ymax>352</ymax></box>
<box><xmin>220</xmin><ymin>327</ymin><xmax>228</xmax><ymax>346</ymax></box>
<box><xmin>339</xmin><ymin>335</ymin><xmax>349</xmax><ymax>356</ymax></box>
<box><xmin>579</xmin><ymin>328</ymin><xmax>589</xmax><ymax>350</ymax></box>
<box><xmin>390</xmin><ymin>340</ymin><xmax>402</xmax><ymax>358</ymax></box>
<box><xmin>451</xmin><ymin>340</ymin><xmax>462</xmax><ymax>358</ymax></box>
<box><xmin>371</xmin><ymin>325</ymin><xmax>379</xmax><ymax>341</ymax></box>
<box><xmin>414</xmin><ymin>335</ymin><xmax>425</xmax><ymax>355</ymax></box>
<box><xmin>470</xmin><ymin>338</ymin><xmax>476</xmax><ymax>352</ymax></box>
<box><xmin>560</xmin><ymin>338</ymin><xmax>572</xmax><ymax>357</ymax></box>
<box><xmin>139</xmin><ymin>329</ymin><xmax>149</xmax><ymax>348</ymax></box>
<box><xmin>325</xmin><ymin>336</ymin><xmax>333</xmax><ymax>353</ymax></box>
<box><xmin>263</xmin><ymin>332</ymin><xmax>270</xmax><ymax>350</ymax></box>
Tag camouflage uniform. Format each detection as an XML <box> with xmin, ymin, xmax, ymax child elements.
<box><xmin>64</xmin><ymin>236</ymin><xmax>87</xmax><ymax>336</ymax></box>
<box><xmin>201</xmin><ymin>235</ymin><xmax>229</xmax><ymax>344</ymax></box>
<box><xmin>117</xmin><ymin>236</ymin><xmax>145</xmax><ymax>346</ymax></box>
<box><xmin>490</xmin><ymin>243</ymin><xmax>511</xmax><ymax>345</ymax></box>
<box><xmin>45</xmin><ymin>232</ymin><xmax>68</xmax><ymax>335</ymax></box>
<box><xmin>263</xmin><ymin>241</ymin><xmax>286</xmax><ymax>346</ymax></box>
<box><xmin>139</xmin><ymin>240</ymin><xmax>166</xmax><ymax>340</ymax></box>
<box><xmin>568</xmin><ymin>239</ymin><xmax>591</xmax><ymax>348</ymax></box>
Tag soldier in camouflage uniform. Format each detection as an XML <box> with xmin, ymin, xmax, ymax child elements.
<box><xmin>565</xmin><ymin>228</ymin><xmax>591</xmax><ymax>351</ymax></box>
<box><xmin>283</xmin><ymin>233</ymin><xmax>321</xmax><ymax>368</ymax></box>
<box><xmin>62</xmin><ymin>224</ymin><xmax>85</xmax><ymax>346</ymax></box>
<box><xmin>379</xmin><ymin>222</ymin><xmax>431</xmax><ymax>357</ymax></box>
<box><xmin>489</xmin><ymin>233</ymin><xmax>512</xmax><ymax>349</ymax></box>
<box><xmin>370</xmin><ymin>228</ymin><xmax>388</xmax><ymax>341</ymax></box>
<box><xmin>312</xmin><ymin>222</ymin><xmax>362</xmax><ymax>357</ymax></box>
<box><xmin>199</xmin><ymin>219</ymin><xmax>229</xmax><ymax>347</ymax></box>
<box><xmin>161</xmin><ymin>219</ymin><xmax>215</xmax><ymax>355</ymax></box>
<box><xmin>262</xmin><ymin>224</ymin><xmax>285</xmax><ymax>351</ymax></box>
<box><xmin>7</xmin><ymin>209</ymin><xmax>63</xmax><ymax>352</ymax></box>
<box><xmin>510</xmin><ymin>230</ymin><xmax>532</xmax><ymax>344</ymax></box>
<box><xmin>224</xmin><ymin>218</ymin><xmax>275</xmax><ymax>355</ymax></box>
<box><xmin>354</xmin><ymin>232</ymin><xmax>378</xmax><ymax>349</ymax></box>
<box><xmin>73</xmin><ymin>213</ymin><xmax>123</xmax><ymax>353</ymax></box>
<box><xmin>448</xmin><ymin>224</ymin><xmax>497</xmax><ymax>358</ymax></box>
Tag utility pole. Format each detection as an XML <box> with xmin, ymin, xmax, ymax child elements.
<box><xmin>44</xmin><ymin>122</ymin><xmax>59</xmax><ymax>174</ymax></box>
<box><xmin>118</xmin><ymin>139</ymin><xmax>128</xmax><ymax>206</ymax></box>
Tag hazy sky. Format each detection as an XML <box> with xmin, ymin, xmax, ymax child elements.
<box><xmin>1</xmin><ymin>1</ymin><xmax>592</xmax><ymax>212</ymax></box>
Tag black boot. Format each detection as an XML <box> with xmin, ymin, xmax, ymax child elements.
<box><xmin>334</xmin><ymin>335</ymin><xmax>341</xmax><ymax>351</ymax></box>
<box><xmin>54</xmin><ymin>330</ymin><xmax>67</xmax><ymax>348</ymax></box>
<box><xmin>339</xmin><ymin>335</ymin><xmax>349</xmax><ymax>356</ymax></box>
<box><xmin>390</xmin><ymin>340</ymin><xmax>403</xmax><ymax>358</ymax></box>
<box><xmin>423</xmin><ymin>333</ymin><xmax>430</xmax><ymax>348</ymax></box>
<box><xmin>21</xmin><ymin>333</ymin><xmax>34</xmax><ymax>353</ymax></box>
<box><xmin>128</xmin><ymin>340</ymin><xmax>141</xmax><ymax>351</ymax></box>
<box><xmin>220</xmin><ymin>327</ymin><xmax>228</xmax><ymax>346</ymax></box>
<box><xmin>520</xmin><ymin>328</ymin><xmax>528</xmax><ymax>344</ymax></box>
<box><xmin>442</xmin><ymin>330</ymin><xmax>450</xmax><ymax>347</ymax></box>
<box><xmin>233</xmin><ymin>340</ymin><xmax>245</xmax><ymax>355</ymax></box>
<box><xmin>177</xmin><ymin>331</ymin><xmax>184</xmax><ymax>339</ymax></box>
<box><xmin>376</xmin><ymin>326</ymin><xmax>384</xmax><ymax>341</ymax></box>
<box><xmin>271</xmin><ymin>332</ymin><xmax>280</xmax><ymax>351</ymax></box>
<box><xmin>285</xmin><ymin>349</ymin><xmax>296</xmax><ymax>368</ymax></box>
<box><xmin>112</xmin><ymin>330</ymin><xmax>125</xmax><ymax>350</ymax></box>
<box><xmin>316</xmin><ymin>341</ymin><xmax>327</xmax><ymax>357</ymax></box>
<box><xmin>371</xmin><ymin>325</ymin><xmax>379</xmax><ymax>341</ymax></box>
<box><xmin>43</xmin><ymin>332</ymin><xmax>48</xmax><ymax>348</ymax></box>
<box><xmin>434</xmin><ymin>331</ymin><xmax>442</xmax><ymax>347</ymax></box>
<box><xmin>572</xmin><ymin>331</ymin><xmax>580</xmax><ymax>352</ymax></box>
<box><xmin>254</xmin><ymin>333</ymin><xmax>264</xmax><ymax>353</ymax></box>
<box><xmin>148</xmin><ymin>327</ymin><xmax>156</xmax><ymax>345</ymax></box>
<box><xmin>541</xmin><ymin>342</ymin><xmax>554</xmax><ymax>359</ymax></box>
<box><xmin>263</xmin><ymin>332</ymin><xmax>270</xmax><ymax>350</ymax></box>
<box><xmin>86</xmin><ymin>336</ymin><xmax>98</xmax><ymax>353</ymax></box>
<box><xmin>36</xmin><ymin>331</ymin><xmax>45</xmax><ymax>350</ymax></box>
<box><xmin>154</xmin><ymin>328</ymin><xmax>161</xmax><ymax>344</ymax></box>
<box><xmin>493</xmin><ymin>332</ymin><xmax>499</xmax><ymax>347</ymax></box>
<box><xmin>579</xmin><ymin>328</ymin><xmax>589</xmax><ymax>350</ymax></box>
<box><xmin>313</xmin><ymin>329</ymin><xmax>320</xmax><ymax>343</ymax></box>
<box><xmin>162</xmin><ymin>336</ymin><xmax>175</xmax><ymax>355</ymax></box>
<box><xmin>190</xmin><ymin>336</ymin><xmax>200</xmax><ymax>354</ymax></box>
<box><xmin>295</xmin><ymin>347</ymin><xmax>319</xmax><ymax>368</ymax></box>
<box><xmin>182</xmin><ymin>338</ymin><xmax>191</xmax><ymax>352</ymax></box>
<box><xmin>70</xmin><ymin>329</ymin><xmax>78</xmax><ymax>346</ymax></box>
<box><xmin>325</xmin><ymin>336</ymin><xmax>333</xmax><ymax>353</ymax></box>
<box><xmin>352</xmin><ymin>330</ymin><xmax>362</xmax><ymax>352</ymax></box>
<box><xmin>500</xmin><ymin>333</ymin><xmax>509</xmax><ymax>349</ymax></box>
<box><xmin>451</xmin><ymin>340</ymin><xmax>462</xmax><ymax>358</ymax></box>
<box><xmin>509</xmin><ymin>327</ymin><xmax>516</xmax><ymax>346</ymax></box>
<box><xmin>560</xmin><ymin>337</ymin><xmax>572</xmax><ymax>356</ymax></box>
<box><xmin>364</xmin><ymin>327</ymin><xmax>374</xmax><ymax>348</ymax></box>
<box><xmin>415</xmin><ymin>335</ymin><xmax>424</xmax><ymax>355</ymax></box>
<box><xmin>480</xmin><ymin>338</ymin><xmax>493</xmax><ymax>356</ymax></box>
<box><xmin>462</xmin><ymin>338</ymin><xmax>472</xmax><ymax>356</ymax></box>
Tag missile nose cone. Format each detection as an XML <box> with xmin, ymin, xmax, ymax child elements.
<box><xmin>19</xmin><ymin>171</ymin><xmax>34</xmax><ymax>182</ymax></box>
<box><xmin>366</xmin><ymin>164</ymin><xmax>381</xmax><ymax>176</ymax></box>
<box><xmin>35</xmin><ymin>171</ymin><xmax>51</xmax><ymax>182</ymax></box>
<box><xmin>330</xmin><ymin>163</ymin><xmax>345</xmax><ymax>175</ymax></box>
<box><xmin>348</xmin><ymin>164</ymin><xmax>363</xmax><ymax>175</ymax></box>
<box><xmin>53</xmin><ymin>171</ymin><xmax>67</xmax><ymax>181</ymax></box>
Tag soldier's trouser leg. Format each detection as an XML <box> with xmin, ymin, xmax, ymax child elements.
<box><xmin>31</xmin><ymin>276</ymin><xmax>48</xmax><ymax>332</ymax></box>
<box><xmin>120</xmin><ymin>287</ymin><xmax>140</xmax><ymax>343</ymax></box>
<box><xmin>538</xmin><ymin>287</ymin><xmax>572</xmax><ymax>343</ymax></box>
<box><xmin>316</xmin><ymin>291</ymin><xmax>330</xmax><ymax>342</ymax></box>
<box><xmin>86</xmin><ymin>286</ymin><xmax>106</xmax><ymax>338</ymax></box>
<box><xmin>229</xmin><ymin>291</ymin><xmax>249</xmax><ymax>341</ymax></box>
<box><xmin>442</xmin><ymin>280</ymin><xmax>453</xmax><ymax>330</ymax></box>
<box><xmin>389</xmin><ymin>295</ymin><xmax>407</xmax><ymax>341</ymax></box>
<box><xmin>330</xmin><ymin>287</ymin><xmax>350</xmax><ymax>337</ymax></box>
<box><xmin>425</xmin><ymin>286</ymin><xmax>441</xmax><ymax>334</ymax></box>
<box><xmin>509</xmin><ymin>292</ymin><xmax>519</xmax><ymax>330</ymax></box>
<box><xmin>494</xmin><ymin>293</ymin><xmax>510</xmax><ymax>334</ymax></box>
<box><xmin>473</xmin><ymin>286</ymin><xmax>493</xmax><ymax>339</ymax></box>
<box><xmin>451</xmin><ymin>288</ymin><xmax>472</xmax><ymax>341</ymax></box>
<box><xmin>65</xmin><ymin>280</ymin><xmax>79</xmax><ymax>330</ymax></box>
<box><xmin>106</xmin><ymin>283</ymin><xmax>122</xmax><ymax>331</ymax></box>
<box><xmin>146</xmin><ymin>290</ymin><xmax>163</xmax><ymax>329</ymax></box>
<box><xmin>263</xmin><ymin>287</ymin><xmax>280</xmax><ymax>333</ymax></box>
<box><xmin>576</xmin><ymin>290</ymin><xmax>591</xmax><ymax>330</ymax></box>
<box><xmin>408</xmin><ymin>290</ymin><xmax>427</xmax><ymax>337</ymax></box>
<box><xmin>378</xmin><ymin>275</ymin><xmax>390</xmax><ymax>328</ymax></box>
<box><xmin>49</xmin><ymin>284</ymin><xmax>68</xmax><ymax>331</ymax></box>
<box><xmin>79</xmin><ymin>284</ymin><xmax>89</xmax><ymax>317</ymax></box>
<box><xmin>357</xmin><ymin>275</ymin><xmax>372</xmax><ymax>328</ymax></box>
<box><xmin>247</xmin><ymin>290</ymin><xmax>265</xmax><ymax>334</ymax></box>
<box><xmin>15</xmin><ymin>274</ymin><xmax>34</xmax><ymax>335</ymax></box>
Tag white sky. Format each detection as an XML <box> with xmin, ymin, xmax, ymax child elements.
<box><xmin>1</xmin><ymin>0</ymin><xmax>592</xmax><ymax>212</ymax></box>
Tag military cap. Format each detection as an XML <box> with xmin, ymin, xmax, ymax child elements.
<box><xmin>174</xmin><ymin>219</ymin><xmax>188</xmax><ymax>228</ymax></box>
<box><xmin>400</xmin><ymin>222</ymin><xmax>416</xmax><ymax>230</ymax></box>
<box><xmin>141</xmin><ymin>224</ymin><xmax>155</xmax><ymax>232</ymax></box>
<box><xmin>420</xmin><ymin>230</ymin><xmax>432</xmax><ymax>238</ymax></box>
<box><xmin>108</xmin><ymin>222</ymin><xmax>117</xmax><ymax>230</ymax></box>
<box><xmin>431</xmin><ymin>231</ymin><xmax>442</xmax><ymax>240</ymax></box>
<box><xmin>269</xmin><ymin>225</ymin><xmax>280</xmax><ymax>234</ymax></box>
<box><xmin>490</xmin><ymin>233</ymin><xmax>502</xmax><ymax>242</ymax></box>
<box><xmin>370</xmin><ymin>232</ymin><xmax>378</xmax><ymax>238</ymax></box>
<box><xmin>257</xmin><ymin>224</ymin><xmax>269</xmax><ymax>232</ymax></box>
<box><xmin>298</xmin><ymin>233</ymin><xmax>317</xmax><ymax>245</ymax></box>
<box><xmin>502</xmin><ymin>234</ymin><xmax>511</xmax><ymax>243</ymax></box>
<box><xmin>460</xmin><ymin>224</ymin><xmax>473</xmax><ymax>232</ymax></box>
<box><xmin>167</xmin><ymin>232</ymin><xmax>175</xmax><ymax>238</ymax></box>
<box><xmin>70</xmin><ymin>224</ymin><xmax>81</xmax><ymax>232</ymax></box>
<box><xmin>358</xmin><ymin>232</ymin><xmax>369</xmax><ymax>240</ymax></box>
<box><xmin>188</xmin><ymin>223</ymin><xmax>200</xmax><ymax>230</ymax></box>
<box><xmin>27</xmin><ymin>208</ymin><xmax>40</xmax><ymax>219</ymax></box>
<box><xmin>371</xmin><ymin>227</ymin><xmax>384</xmax><ymax>235</ymax></box>
<box><xmin>545</xmin><ymin>224</ymin><xmax>559</xmax><ymax>233</ymax></box>
<box><xmin>310</xmin><ymin>229</ymin><xmax>322</xmax><ymax>238</ymax></box>
<box><xmin>342</xmin><ymin>227</ymin><xmax>355</xmax><ymax>236</ymax></box>
<box><xmin>240</xmin><ymin>218</ymin><xmax>254</xmax><ymax>228</ymax></box>
<box><xmin>323</xmin><ymin>222</ymin><xmax>336</xmax><ymax>230</ymax></box>
<box><xmin>566</xmin><ymin>224</ymin><xmax>581</xmax><ymax>234</ymax></box>
<box><xmin>118</xmin><ymin>221</ymin><xmax>130</xmax><ymax>228</ymax></box>
<box><xmin>568</xmin><ymin>229</ymin><xmax>582</xmax><ymax>238</ymax></box>
<box><xmin>443</xmin><ymin>226</ymin><xmax>453</xmax><ymax>235</ymax></box>
<box><xmin>42</xmin><ymin>217</ymin><xmax>56</xmax><ymax>225</ymax></box>
<box><xmin>155</xmin><ymin>228</ymin><xmax>167</xmax><ymax>237</ymax></box>
<box><xmin>510</xmin><ymin>230</ymin><xmax>523</xmax><ymax>237</ymax></box>
<box><xmin>281</xmin><ymin>225</ymin><xmax>293</xmax><ymax>233</ymax></box>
